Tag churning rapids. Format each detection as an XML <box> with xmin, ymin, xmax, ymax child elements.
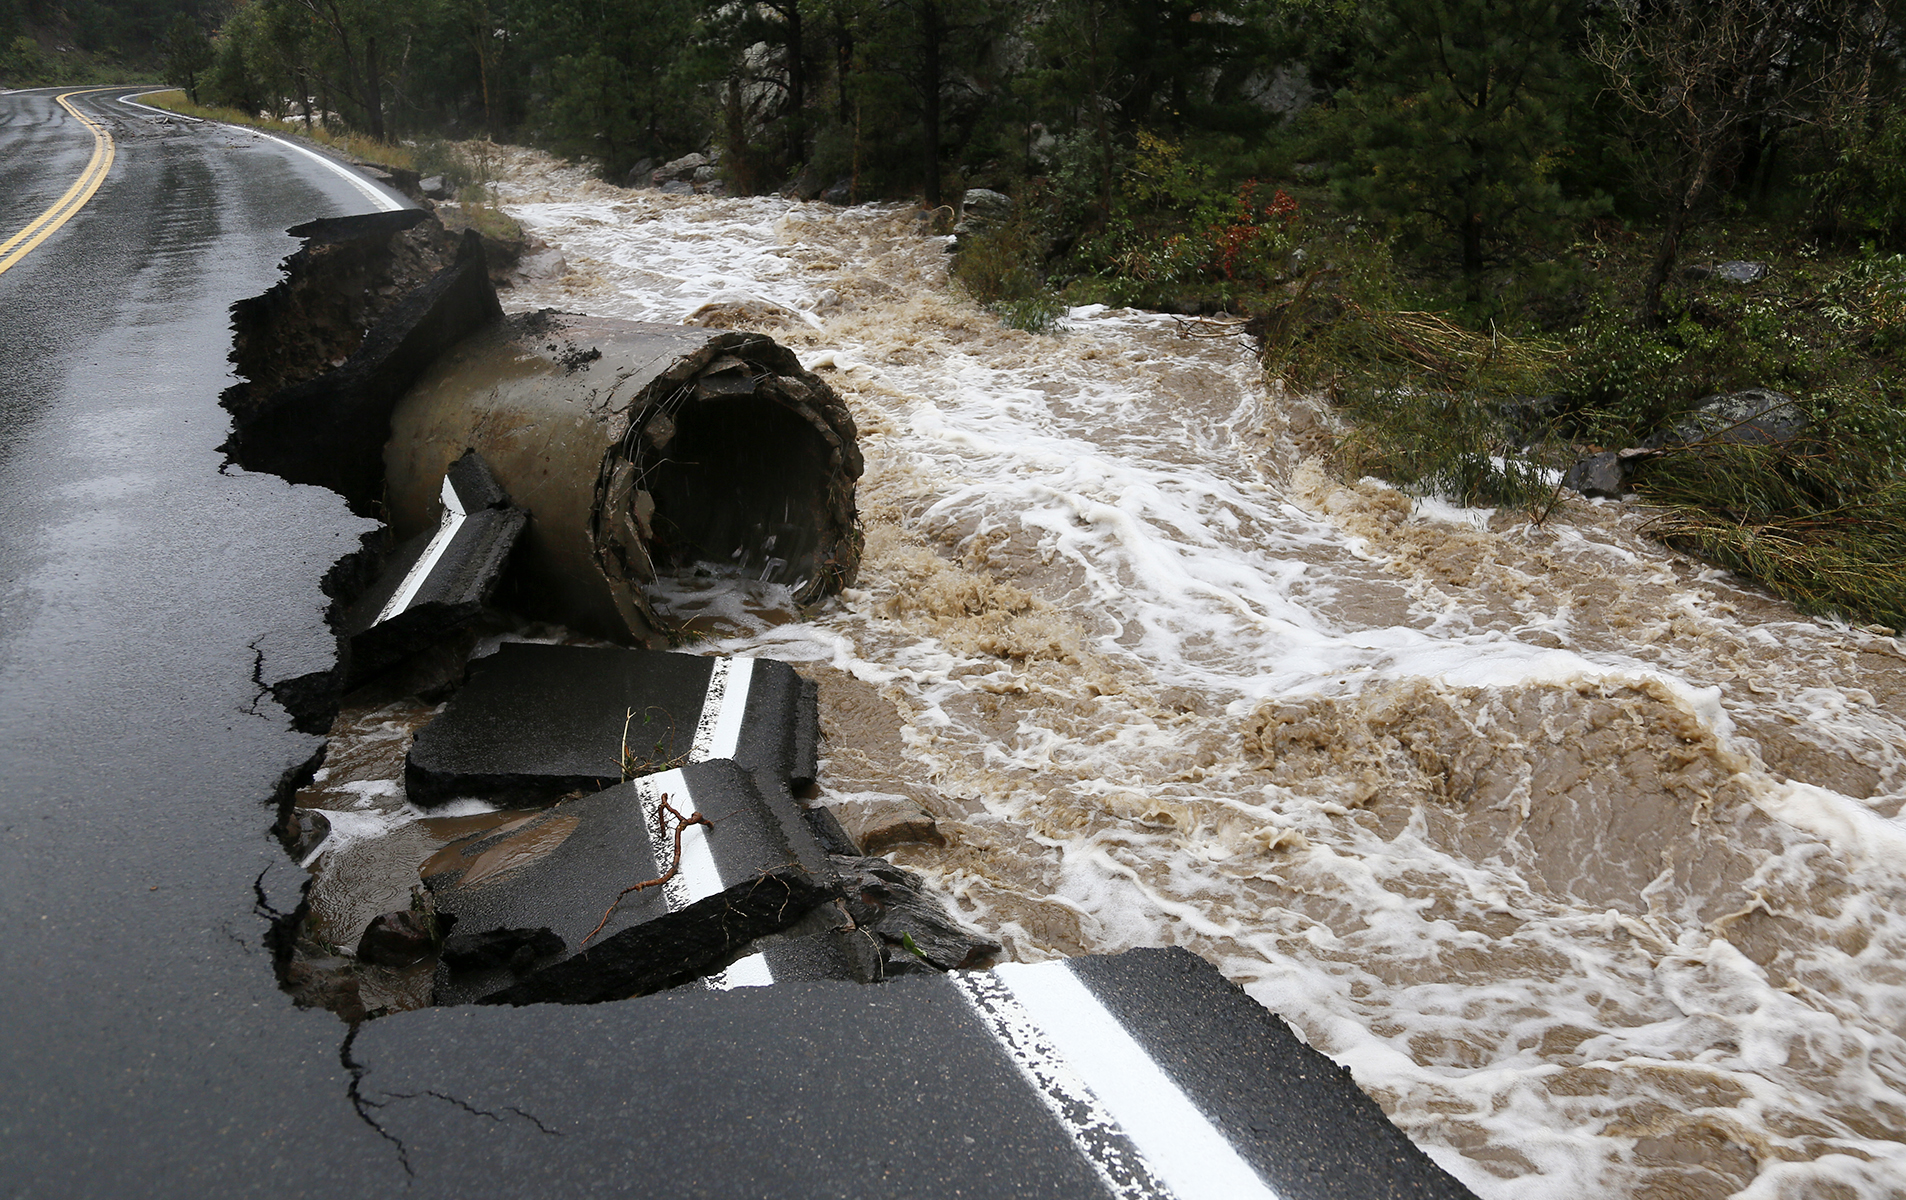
<box><xmin>310</xmin><ymin>145</ymin><xmax>1906</xmax><ymax>1198</ymax></box>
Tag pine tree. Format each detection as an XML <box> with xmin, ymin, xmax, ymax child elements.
<box><xmin>1332</xmin><ymin>0</ymin><xmax>1589</xmax><ymax>295</ymax></box>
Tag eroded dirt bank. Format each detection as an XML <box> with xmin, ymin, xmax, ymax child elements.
<box><xmin>285</xmin><ymin>146</ymin><xmax>1906</xmax><ymax>1199</ymax></box>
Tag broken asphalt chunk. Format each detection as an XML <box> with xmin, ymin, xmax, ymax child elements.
<box><xmin>340</xmin><ymin>450</ymin><xmax>526</xmax><ymax>688</ymax></box>
<box><xmin>424</xmin><ymin>761</ymin><xmax>835</xmax><ymax>1005</ymax></box>
<box><xmin>404</xmin><ymin>642</ymin><xmax>817</xmax><ymax>809</ymax></box>
<box><xmin>222</xmin><ymin>210</ymin><xmax>503</xmax><ymax>509</ymax></box>
<box><xmin>833</xmin><ymin>854</ymin><xmax>1001</xmax><ymax>972</ymax></box>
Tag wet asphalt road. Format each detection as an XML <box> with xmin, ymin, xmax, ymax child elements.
<box><xmin>0</xmin><ymin>86</ymin><xmax>400</xmax><ymax>1192</ymax></box>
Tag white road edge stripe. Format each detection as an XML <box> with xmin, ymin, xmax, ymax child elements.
<box><xmin>952</xmin><ymin>970</ymin><xmax>1176</xmax><ymax>1200</ymax></box>
<box><xmin>375</xmin><ymin>476</ymin><xmax>467</xmax><ymax>625</ymax></box>
<box><xmin>993</xmin><ymin>962</ymin><xmax>1284</xmax><ymax>1200</ymax></box>
<box><xmin>630</xmin><ymin>771</ymin><xmax>777</xmax><ymax>986</ymax></box>
<box><xmin>705</xmin><ymin>953</ymin><xmax>774</xmax><ymax>990</ymax></box>
<box><xmin>256</xmin><ymin>128</ymin><xmax>408</xmax><ymax>211</ymax></box>
<box><xmin>630</xmin><ymin>769</ymin><xmax>728</xmax><ymax>911</ymax></box>
<box><xmin>688</xmin><ymin>656</ymin><xmax>755</xmax><ymax>761</ymax></box>
<box><xmin>121</xmin><ymin>90</ymin><xmax>406</xmax><ymax>211</ymax></box>
<box><xmin>119</xmin><ymin>91</ymin><xmax>205</xmax><ymax>122</ymax></box>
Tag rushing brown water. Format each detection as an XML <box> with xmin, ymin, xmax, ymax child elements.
<box><xmin>294</xmin><ymin>145</ymin><xmax>1906</xmax><ymax>1198</ymax></box>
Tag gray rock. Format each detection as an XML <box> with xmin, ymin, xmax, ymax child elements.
<box><xmin>653</xmin><ymin>152</ymin><xmax>708</xmax><ymax>184</ymax></box>
<box><xmin>832</xmin><ymin>855</ymin><xmax>999</xmax><ymax>971</ymax></box>
<box><xmin>514</xmin><ymin>243</ymin><xmax>567</xmax><ymax>281</ymax></box>
<box><xmin>782</xmin><ymin>167</ymin><xmax>828</xmax><ymax>201</ymax></box>
<box><xmin>659</xmin><ymin>179</ymin><xmax>694</xmax><ymax>196</ymax></box>
<box><xmin>826</xmin><ymin>794</ymin><xmax>942</xmax><ymax>854</ymax></box>
<box><xmin>277</xmin><ymin>807</ymin><xmax>331</xmax><ymax>862</ymax></box>
<box><xmin>419</xmin><ymin>174</ymin><xmax>451</xmax><ymax>200</ymax></box>
<box><xmin>1715</xmin><ymin>260</ymin><xmax>1770</xmax><ymax>284</ymax></box>
<box><xmin>822</xmin><ymin>177</ymin><xmax>853</xmax><ymax>206</ymax></box>
<box><xmin>440</xmin><ymin>927</ymin><xmax>565</xmax><ymax>974</ymax></box>
<box><xmin>1650</xmin><ymin>387</ymin><xmax>1806</xmax><ymax>449</ymax></box>
<box><xmin>691</xmin><ymin>164</ymin><xmax>720</xmax><ymax>185</ymax></box>
<box><xmin>1561</xmin><ymin>451</ymin><xmax>1627</xmax><ymax>499</ymax></box>
<box><xmin>1496</xmin><ymin>394</ymin><xmax>1564</xmax><ymax>442</ymax></box>
<box><xmin>623</xmin><ymin>157</ymin><xmax>653</xmax><ymax>187</ymax></box>
<box><xmin>357</xmin><ymin>909</ymin><xmax>441</xmax><ymax>967</ymax></box>
<box><xmin>960</xmin><ymin>188</ymin><xmax>1013</xmax><ymax>224</ymax></box>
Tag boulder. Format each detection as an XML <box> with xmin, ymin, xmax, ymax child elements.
<box><xmin>1715</xmin><ymin>260</ymin><xmax>1770</xmax><ymax>284</ymax></box>
<box><xmin>623</xmin><ymin>157</ymin><xmax>654</xmax><ymax>188</ymax></box>
<box><xmin>276</xmin><ymin>807</ymin><xmax>332</xmax><ymax>863</ymax></box>
<box><xmin>1686</xmin><ymin>260</ymin><xmax>1770</xmax><ymax>284</ymax></box>
<box><xmin>960</xmin><ymin>188</ymin><xmax>1013</xmax><ymax>224</ymax></box>
<box><xmin>1646</xmin><ymin>388</ymin><xmax>1806</xmax><ymax>449</ymax></box>
<box><xmin>1561</xmin><ymin>450</ymin><xmax>1628</xmax><ymax>499</ymax></box>
<box><xmin>832</xmin><ymin>855</ymin><xmax>999</xmax><ymax>972</ymax></box>
<box><xmin>652</xmin><ymin>152</ymin><xmax>708</xmax><ymax>185</ymax></box>
<box><xmin>513</xmin><ymin>239</ymin><xmax>567</xmax><ymax>282</ymax></box>
<box><xmin>439</xmin><ymin>927</ymin><xmax>565</xmax><ymax>974</ymax></box>
<box><xmin>822</xmin><ymin>177</ymin><xmax>853</xmax><ymax>206</ymax></box>
<box><xmin>826</xmin><ymin>793</ymin><xmax>943</xmax><ymax>854</ymax></box>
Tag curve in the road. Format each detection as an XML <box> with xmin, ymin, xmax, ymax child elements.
<box><xmin>0</xmin><ymin>86</ymin><xmax>117</xmax><ymax>275</ymax></box>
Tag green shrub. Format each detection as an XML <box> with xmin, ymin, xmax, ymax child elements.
<box><xmin>951</xmin><ymin>211</ymin><xmax>1069</xmax><ymax>334</ymax></box>
<box><xmin>413</xmin><ymin>140</ymin><xmax>489</xmax><ymax>194</ymax></box>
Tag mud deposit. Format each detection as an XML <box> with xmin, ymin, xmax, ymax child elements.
<box><xmin>291</xmin><ymin>147</ymin><xmax>1906</xmax><ymax>1197</ymax></box>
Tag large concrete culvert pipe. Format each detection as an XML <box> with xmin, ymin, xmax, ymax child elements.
<box><xmin>385</xmin><ymin>311</ymin><xmax>863</xmax><ymax>645</ymax></box>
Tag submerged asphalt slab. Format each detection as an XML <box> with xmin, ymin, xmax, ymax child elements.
<box><xmin>404</xmin><ymin>641</ymin><xmax>815</xmax><ymax>806</ymax></box>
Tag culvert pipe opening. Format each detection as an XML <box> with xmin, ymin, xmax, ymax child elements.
<box><xmin>386</xmin><ymin>313</ymin><xmax>862</xmax><ymax>646</ymax></box>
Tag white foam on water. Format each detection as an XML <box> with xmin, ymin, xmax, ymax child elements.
<box><xmin>485</xmin><ymin>145</ymin><xmax>1906</xmax><ymax>1200</ymax></box>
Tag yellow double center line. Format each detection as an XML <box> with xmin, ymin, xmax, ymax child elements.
<box><xmin>0</xmin><ymin>87</ymin><xmax>119</xmax><ymax>276</ymax></box>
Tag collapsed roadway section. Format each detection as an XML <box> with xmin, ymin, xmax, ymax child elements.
<box><xmin>227</xmin><ymin>206</ymin><xmax>1477</xmax><ymax>1199</ymax></box>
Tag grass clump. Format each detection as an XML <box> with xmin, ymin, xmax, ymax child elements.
<box><xmin>1634</xmin><ymin>391</ymin><xmax>1906</xmax><ymax>627</ymax></box>
<box><xmin>140</xmin><ymin>89</ymin><xmax>416</xmax><ymax>170</ymax></box>
<box><xmin>1257</xmin><ymin>265</ymin><xmax>1571</xmax><ymax>512</ymax></box>
<box><xmin>1254</xmin><ymin>227</ymin><xmax>1906</xmax><ymax>628</ymax></box>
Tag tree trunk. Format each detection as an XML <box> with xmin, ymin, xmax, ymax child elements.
<box><xmin>920</xmin><ymin>0</ymin><xmax>943</xmax><ymax>208</ymax></box>
<box><xmin>1461</xmin><ymin>210</ymin><xmax>1484</xmax><ymax>294</ymax></box>
<box><xmin>1642</xmin><ymin>151</ymin><xmax>1716</xmax><ymax>323</ymax></box>
<box><xmin>1642</xmin><ymin>202</ymin><xmax>1691</xmax><ymax>324</ymax></box>
<box><xmin>834</xmin><ymin>15</ymin><xmax>853</xmax><ymax>127</ymax></box>
<box><xmin>785</xmin><ymin>2</ymin><xmax>805</xmax><ymax>166</ymax></box>
<box><xmin>364</xmin><ymin>35</ymin><xmax>385</xmax><ymax>141</ymax></box>
<box><xmin>1088</xmin><ymin>1</ymin><xmax>1113</xmax><ymax>219</ymax></box>
<box><xmin>470</xmin><ymin>7</ymin><xmax>492</xmax><ymax>137</ymax></box>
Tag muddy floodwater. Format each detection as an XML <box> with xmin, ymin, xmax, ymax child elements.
<box><xmin>298</xmin><ymin>146</ymin><xmax>1906</xmax><ymax>1197</ymax></box>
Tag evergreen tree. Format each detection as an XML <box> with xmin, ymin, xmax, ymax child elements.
<box><xmin>1332</xmin><ymin>0</ymin><xmax>1589</xmax><ymax>294</ymax></box>
<box><xmin>162</xmin><ymin>13</ymin><xmax>214</xmax><ymax>102</ymax></box>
